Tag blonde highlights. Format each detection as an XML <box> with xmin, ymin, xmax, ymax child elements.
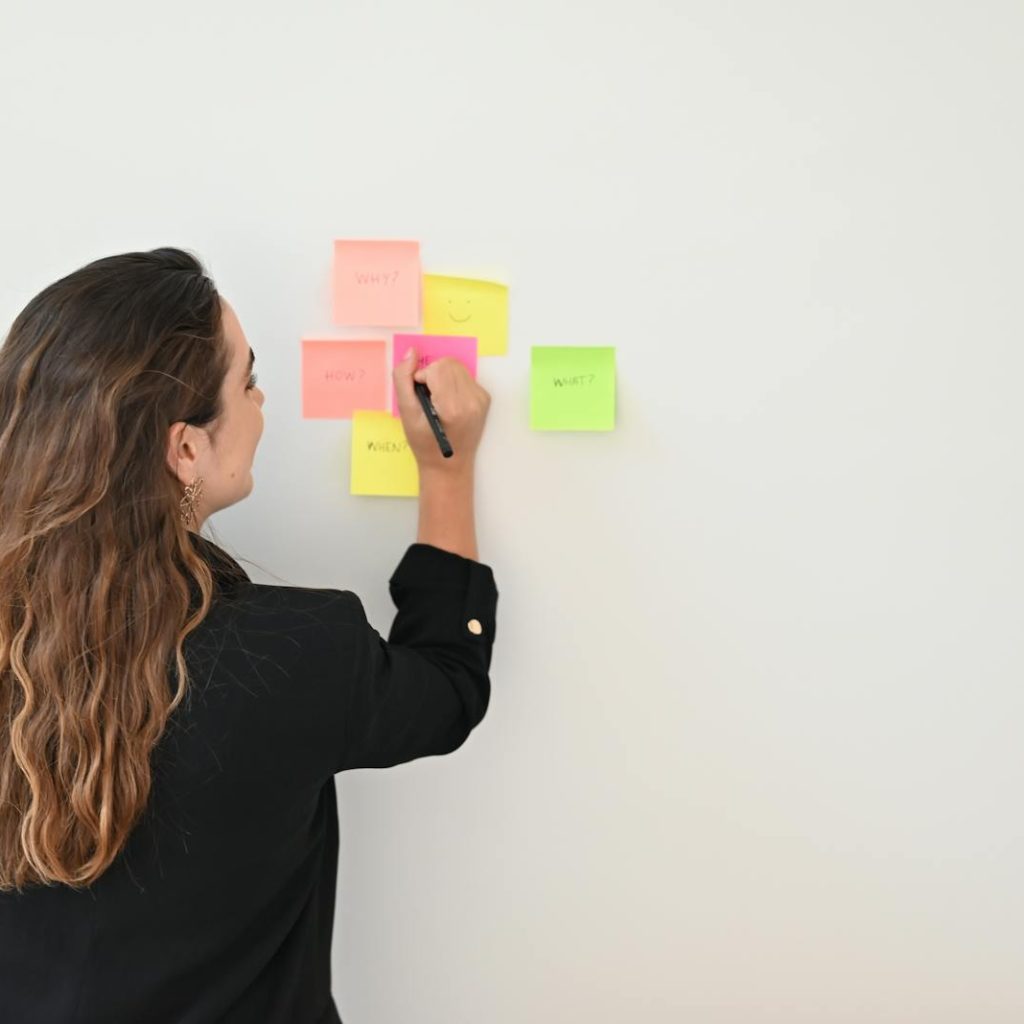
<box><xmin>0</xmin><ymin>248</ymin><xmax>230</xmax><ymax>891</ymax></box>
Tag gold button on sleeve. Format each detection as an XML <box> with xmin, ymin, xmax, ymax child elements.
<box><xmin>467</xmin><ymin>618</ymin><xmax>483</xmax><ymax>635</ymax></box>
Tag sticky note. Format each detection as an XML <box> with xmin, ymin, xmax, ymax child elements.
<box><xmin>333</xmin><ymin>240</ymin><xmax>421</xmax><ymax>326</ymax></box>
<box><xmin>301</xmin><ymin>339</ymin><xmax>387</xmax><ymax>419</ymax></box>
<box><xmin>530</xmin><ymin>347</ymin><xmax>616</xmax><ymax>431</ymax></box>
<box><xmin>351</xmin><ymin>410</ymin><xmax>419</xmax><ymax>496</ymax></box>
<box><xmin>391</xmin><ymin>333</ymin><xmax>478</xmax><ymax>416</ymax></box>
<box><xmin>423</xmin><ymin>275</ymin><xmax>508</xmax><ymax>356</ymax></box>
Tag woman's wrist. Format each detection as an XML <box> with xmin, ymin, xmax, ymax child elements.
<box><xmin>416</xmin><ymin>463</ymin><xmax>478</xmax><ymax>561</ymax></box>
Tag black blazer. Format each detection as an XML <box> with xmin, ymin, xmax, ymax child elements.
<box><xmin>0</xmin><ymin>532</ymin><xmax>498</xmax><ymax>1023</ymax></box>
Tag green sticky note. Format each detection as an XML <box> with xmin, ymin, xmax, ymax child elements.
<box><xmin>530</xmin><ymin>346</ymin><xmax>616</xmax><ymax>431</ymax></box>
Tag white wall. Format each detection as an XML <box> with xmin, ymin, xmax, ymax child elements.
<box><xmin>2</xmin><ymin>1</ymin><xmax>1023</xmax><ymax>1020</ymax></box>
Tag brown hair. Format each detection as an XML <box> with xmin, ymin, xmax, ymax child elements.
<box><xmin>0</xmin><ymin>247</ymin><xmax>236</xmax><ymax>891</ymax></box>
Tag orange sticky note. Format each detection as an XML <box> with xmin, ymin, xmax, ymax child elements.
<box><xmin>301</xmin><ymin>339</ymin><xmax>387</xmax><ymax>418</ymax></box>
<box><xmin>333</xmin><ymin>240</ymin><xmax>421</xmax><ymax>326</ymax></box>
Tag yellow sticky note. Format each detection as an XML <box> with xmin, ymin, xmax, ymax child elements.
<box><xmin>423</xmin><ymin>274</ymin><xmax>508</xmax><ymax>356</ymax></box>
<box><xmin>351</xmin><ymin>411</ymin><xmax>419</xmax><ymax>496</ymax></box>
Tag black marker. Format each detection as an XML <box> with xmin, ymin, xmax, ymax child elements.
<box><xmin>414</xmin><ymin>380</ymin><xmax>454</xmax><ymax>458</ymax></box>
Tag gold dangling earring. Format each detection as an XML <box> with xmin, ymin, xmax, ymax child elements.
<box><xmin>179</xmin><ymin>477</ymin><xmax>204</xmax><ymax>527</ymax></box>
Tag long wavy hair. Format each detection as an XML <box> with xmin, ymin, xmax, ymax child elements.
<box><xmin>0</xmin><ymin>247</ymin><xmax>241</xmax><ymax>892</ymax></box>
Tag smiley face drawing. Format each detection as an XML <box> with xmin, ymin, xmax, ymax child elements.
<box><xmin>445</xmin><ymin>296</ymin><xmax>473</xmax><ymax>325</ymax></box>
<box><xmin>422</xmin><ymin>274</ymin><xmax>508</xmax><ymax>356</ymax></box>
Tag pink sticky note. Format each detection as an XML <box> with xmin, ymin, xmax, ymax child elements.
<box><xmin>302</xmin><ymin>339</ymin><xmax>387</xmax><ymax>418</ymax></box>
<box><xmin>333</xmin><ymin>240</ymin><xmax>421</xmax><ymax>326</ymax></box>
<box><xmin>391</xmin><ymin>333</ymin><xmax>478</xmax><ymax>416</ymax></box>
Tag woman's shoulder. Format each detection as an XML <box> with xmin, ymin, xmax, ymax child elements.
<box><xmin>186</xmin><ymin>532</ymin><xmax>363</xmax><ymax>632</ymax></box>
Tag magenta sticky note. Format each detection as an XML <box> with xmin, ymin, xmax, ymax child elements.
<box><xmin>333</xmin><ymin>240</ymin><xmax>421</xmax><ymax>326</ymax></box>
<box><xmin>391</xmin><ymin>333</ymin><xmax>478</xmax><ymax>416</ymax></box>
<box><xmin>302</xmin><ymin>339</ymin><xmax>387</xmax><ymax>418</ymax></box>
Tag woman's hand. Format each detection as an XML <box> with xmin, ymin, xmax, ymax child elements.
<box><xmin>393</xmin><ymin>348</ymin><xmax>491</xmax><ymax>476</ymax></box>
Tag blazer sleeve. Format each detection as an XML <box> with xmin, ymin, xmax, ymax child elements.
<box><xmin>331</xmin><ymin>543</ymin><xmax>498</xmax><ymax>773</ymax></box>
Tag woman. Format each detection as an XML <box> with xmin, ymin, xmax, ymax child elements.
<box><xmin>0</xmin><ymin>248</ymin><xmax>497</xmax><ymax>1023</ymax></box>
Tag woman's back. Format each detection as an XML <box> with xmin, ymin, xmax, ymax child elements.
<box><xmin>0</xmin><ymin>533</ymin><xmax>498</xmax><ymax>1023</ymax></box>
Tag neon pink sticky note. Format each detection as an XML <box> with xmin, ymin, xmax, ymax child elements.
<box><xmin>333</xmin><ymin>240</ymin><xmax>421</xmax><ymax>326</ymax></box>
<box><xmin>391</xmin><ymin>333</ymin><xmax>478</xmax><ymax>416</ymax></box>
<box><xmin>302</xmin><ymin>339</ymin><xmax>387</xmax><ymax>418</ymax></box>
